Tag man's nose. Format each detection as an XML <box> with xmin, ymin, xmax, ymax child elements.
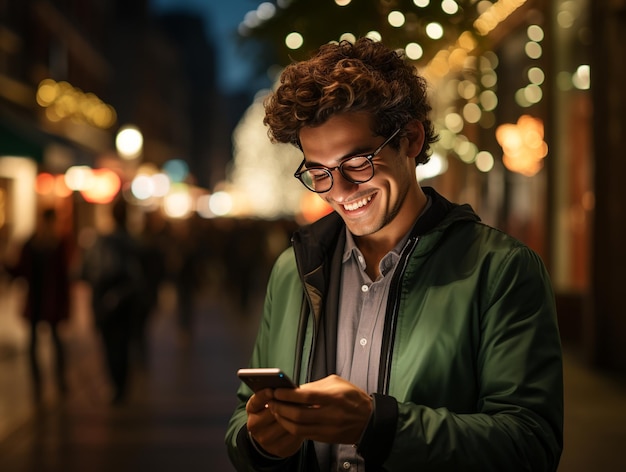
<box><xmin>328</xmin><ymin>170</ymin><xmax>358</xmax><ymax>196</ymax></box>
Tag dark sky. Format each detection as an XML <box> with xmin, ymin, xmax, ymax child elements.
<box><xmin>149</xmin><ymin>0</ymin><xmax>264</xmax><ymax>95</ymax></box>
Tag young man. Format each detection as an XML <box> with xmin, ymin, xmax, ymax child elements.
<box><xmin>226</xmin><ymin>38</ymin><xmax>563</xmax><ymax>471</ymax></box>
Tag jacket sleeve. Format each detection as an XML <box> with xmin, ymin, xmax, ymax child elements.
<box><xmin>362</xmin><ymin>245</ymin><xmax>564</xmax><ymax>471</ymax></box>
<box><xmin>226</xmin><ymin>403</ymin><xmax>302</xmax><ymax>472</ymax></box>
<box><xmin>225</xmin><ymin>249</ymin><xmax>308</xmax><ymax>471</ymax></box>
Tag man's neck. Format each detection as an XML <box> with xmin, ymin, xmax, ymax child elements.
<box><xmin>355</xmin><ymin>187</ymin><xmax>428</xmax><ymax>279</ymax></box>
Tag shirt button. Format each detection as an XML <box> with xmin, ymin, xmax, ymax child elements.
<box><xmin>361</xmin><ymin>284</ymin><xmax>369</xmax><ymax>292</ymax></box>
<box><xmin>359</xmin><ymin>337</ymin><xmax>367</xmax><ymax>346</ymax></box>
<box><xmin>358</xmin><ymin>255</ymin><xmax>364</xmax><ymax>264</ymax></box>
<box><xmin>342</xmin><ymin>461</ymin><xmax>351</xmax><ymax>470</ymax></box>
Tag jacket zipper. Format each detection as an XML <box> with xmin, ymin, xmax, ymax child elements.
<box><xmin>379</xmin><ymin>235</ymin><xmax>420</xmax><ymax>394</ymax></box>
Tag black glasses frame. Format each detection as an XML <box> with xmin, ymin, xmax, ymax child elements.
<box><xmin>294</xmin><ymin>128</ymin><xmax>402</xmax><ymax>193</ymax></box>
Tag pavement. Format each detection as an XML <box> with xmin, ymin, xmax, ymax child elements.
<box><xmin>0</xmin><ymin>280</ymin><xmax>625</xmax><ymax>471</ymax></box>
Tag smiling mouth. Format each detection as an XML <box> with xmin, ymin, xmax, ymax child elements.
<box><xmin>342</xmin><ymin>195</ymin><xmax>373</xmax><ymax>212</ymax></box>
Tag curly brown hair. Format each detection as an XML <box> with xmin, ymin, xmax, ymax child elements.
<box><xmin>263</xmin><ymin>38</ymin><xmax>437</xmax><ymax>165</ymax></box>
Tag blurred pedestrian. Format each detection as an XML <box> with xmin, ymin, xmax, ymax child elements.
<box><xmin>133</xmin><ymin>209</ymin><xmax>167</xmax><ymax>367</ymax></box>
<box><xmin>5</xmin><ymin>208</ymin><xmax>71</xmax><ymax>402</ymax></box>
<box><xmin>81</xmin><ymin>196</ymin><xmax>147</xmax><ymax>405</ymax></box>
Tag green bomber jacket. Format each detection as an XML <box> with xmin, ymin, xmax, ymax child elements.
<box><xmin>226</xmin><ymin>187</ymin><xmax>563</xmax><ymax>471</ymax></box>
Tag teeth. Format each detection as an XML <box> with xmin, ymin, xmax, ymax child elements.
<box><xmin>343</xmin><ymin>196</ymin><xmax>372</xmax><ymax>211</ymax></box>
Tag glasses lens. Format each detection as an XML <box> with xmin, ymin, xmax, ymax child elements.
<box><xmin>300</xmin><ymin>169</ymin><xmax>332</xmax><ymax>192</ymax></box>
<box><xmin>340</xmin><ymin>156</ymin><xmax>374</xmax><ymax>183</ymax></box>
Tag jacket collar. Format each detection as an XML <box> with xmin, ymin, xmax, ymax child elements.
<box><xmin>293</xmin><ymin>186</ymin><xmax>480</xmax><ymax>273</ymax></box>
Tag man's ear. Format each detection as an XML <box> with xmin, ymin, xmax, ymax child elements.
<box><xmin>404</xmin><ymin>120</ymin><xmax>426</xmax><ymax>159</ymax></box>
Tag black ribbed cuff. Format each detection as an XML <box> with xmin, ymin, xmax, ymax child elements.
<box><xmin>357</xmin><ymin>393</ymin><xmax>398</xmax><ymax>468</ymax></box>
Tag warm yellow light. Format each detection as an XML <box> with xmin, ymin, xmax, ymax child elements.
<box><xmin>116</xmin><ymin>125</ymin><xmax>143</xmax><ymax>159</ymax></box>
<box><xmin>474</xmin><ymin>0</ymin><xmax>527</xmax><ymax>36</ymax></box>
<box><xmin>496</xmin><ymin>115</ymin><xmax>547</xmax><ymax>176</ymax></box>
<box><xmin>151</xmin><ymin>173</ymin><xmax>171</xmax><ymax>197</ymax></box>
<box><xmin>405</xmin><ymin>42</ymin><xmax>423</xmax><ymax>60</ymax></box>
<box><xmin>55</xmin><ymin>175</ymin><xmax>72</xmax><ymax>198</ymax></box>
<box><xmin>525</xmin><ymin>41</ymin><xmax>542</xmax><ymax>59</ymax></box>
<box><xmin>479</xmin><ymin>90</ymin><xmax>498</xmax><ymax>111</ymax></box>
<box><xmin>339</xmin><ymin>33</ymin><xmax>357</xmax><ymax>43</ymax></box>
<box><xmin>448</xmin><ymin>48</ymin><xmax>468</xmax><ymax>70</ymax></box>
<box><xmin>366</xmin><ymin>31</ymin><xmax>382</xmax><ymax>42</ymax></box>
<box><xmin>388</xmin><ymin>11</ymin><xmax>406</xmax><ymax>28</ymax></box>
<box><xmin>285</xmin><ymin>32</ymin><xmax>304</xmax><ymax>49</ymax></box>
<box><xmin>524</xmin><ymin>84</ymin><xmax>543</xmax><ymax>104</ymax></box>
<box><xmin>455</xmin><ymin>138</ymin><xmax>478</xmax><ymax>163</ymax></box>
<box><xmin>528</xmin><ymin>67</ymin><xmax>545</xmax><ymax>85</ymax></box>
<box><xmin>527</xmin><ymin>25</ymin><xmax>544</xmax><ymax>42</ymax></box>
<box><xmin>80</xmin><ymin>168</ymin><xmax>121</xmax><ymax>204</ymax></box>
<box><xmin>463</xmin><ymin>103</ymin><xmax>482</xmax><ymax>123</ymax></box>
<box><xmin>131</xmin><ymin>175</ymin><xmax>154</xmax><ymax>200</ymax></box>
<box><xmin>457</xmin><ymin>31</ymin><xmax>477</xmax><ymax>51</ymax></box>
<box><xmin>163</xmin><ymin>184</ymin><xmax>193</xmax><ymax>219</ymax></box>
<box><xmin>475</xmin><ymin>151</ymin><xmax>495</xmax><ymax>172</ymax></box>
<box><xmin>441</xmin><ymin>0</ymin><xmax>459</xmax><ymax>15</ymax></box>
<box><xmin>36</xmin><ymin>79</ymin><xmax>58</xmax><ymax>106</ymax></box>
<box><xmin>35</xmin><ymin>173</ymin><xmax>55</xmax><ymax>195</ymax></box>
<box><xmin>573</xmin><ymin>65</ymin><xmax>591</xmax><ymax>90</ymax></box>
<box><xmin>426</xmin><ymin>22</ymin><xmax>444</xmax><ymax>40</ymax></box>
<box><xmin>458</xmin><ymin>80</ymin><xmax>477</xmax><ymax>100</ymax></box>
<box><xmin>209</xmin><ymin>191</ymin><xmax>233</xmax><ymax>216</ymax></box>
<box><xmin>36</xmin><ymin>78</ymin><xmax>116</xmax><ymax>129</ymax></box>
<box><xmin>298</xmin><ymin>192</ymin><xmax>332</xmax><ymax>223</ymax></box>
<box><xmin>415</xmin><ymin>153</ymin><xmax>448</xmax><ymax>181</ymax></box>
<box><xmin>444</xmin><ymin>113</ymin><xmax>464</xmax><ymax>133</ymax></box>
<box><xmin>64</xmin><ymin>166</ymin><xmax>93</xmax><ymax>191</ymax></box>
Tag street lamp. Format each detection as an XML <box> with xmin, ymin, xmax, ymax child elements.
<box><xmin>115</xmin><ymin>124</ymin><xmax>143</xmax><ymax>160</ymax></box>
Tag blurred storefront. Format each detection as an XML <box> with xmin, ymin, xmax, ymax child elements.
<box><xmin>0</xmin><ymin>0</ymin><xmax>115</xmax><ymax>254</ymax></box>
<box><xmin>412</xmin><ymin>0</ymin><xmax>625</xmax><ymax>372</ymax></box>
<box><xmin>0</xmin><ymin>1</ymin><xmax>207</xmax><ymax>253</ymax></box>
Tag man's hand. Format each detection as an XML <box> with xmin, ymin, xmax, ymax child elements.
<box><xmin>269</xmin><ymin>375</ymin><xmax>373</xmax><ymax>444</ymax></box>
<box><xmin>246</xmin><ymin>388</ymin><xmax>304</xmax><ymax>458</ymax></box>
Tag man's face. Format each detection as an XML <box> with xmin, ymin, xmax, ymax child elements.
<box><xmin>298</xmin><ymin>113</ymin><xmax>422</xmax><ymax>243</ymax></box>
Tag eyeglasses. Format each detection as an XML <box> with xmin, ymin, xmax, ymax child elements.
<box><xmin>294</xmin><ymin>128</ymin><xmax>401</xmax><ymax>193</ymax></box>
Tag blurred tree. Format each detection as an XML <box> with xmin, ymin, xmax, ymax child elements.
<box><xmin>237</xmin><ymin>0</ymin><xmax>493</xmax><ymax>67</ymax></box>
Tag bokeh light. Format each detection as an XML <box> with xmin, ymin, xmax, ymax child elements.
<box><xmin>115</xmin><ymin>125</ymin><xmax>143</xmax><ymax>160</ymax></box>
<box><xmin>496</xmin><ymin>115</ymin><xmax>548</xmax><ymax>177</ymax></box>
<box><xmin>209</xmin><ymin>191</ymin><xmax>233</xmax><ymax>216</ymax></box>
<box><xmin>388</xmin><ymin>11</ymin><xmax>406</xmax><ymax>28</ymax></box>
<box><xmin>426</xmin><ymin>22</ymin><xmax>444</xmax><ymax>40</ymax></box>
<box><xmin>285</xmin><ymin>32</ymin><xmax>304</xmax><ymax>49</ymax></box>
<box><xmin>415</xmin><ymin>153</ymin><xmax>448</xmax><ymax>181</ymax></box>
<box><xmin>163</xmin><ymin>184</ymin><xmax>193</xmax><ymax>218</ymax></box>
<box><xmin>162</xmin><ymin>159</ymin><xmax>189</xmax><ymax>183</ymax></box>
<box><xmin>79</xmin><ymin>168</ymin><xmax>121</xmax><ymax>204</ymax></box>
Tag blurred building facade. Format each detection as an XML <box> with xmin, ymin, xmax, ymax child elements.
<box><xmin>472</xmin><ymin>0</ymin><xmax>626</xmax><ymax>375</ymax></box>
<box><xmin>0</xmin><ymin>0</ymin><xmax>218</xmax><ymax>244</ymax></box>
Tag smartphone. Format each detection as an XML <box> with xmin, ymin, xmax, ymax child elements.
<box><xmin>237</xmin><ymin>368</ymin><xmax>298</xmax><ymax>392</ymax></box>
